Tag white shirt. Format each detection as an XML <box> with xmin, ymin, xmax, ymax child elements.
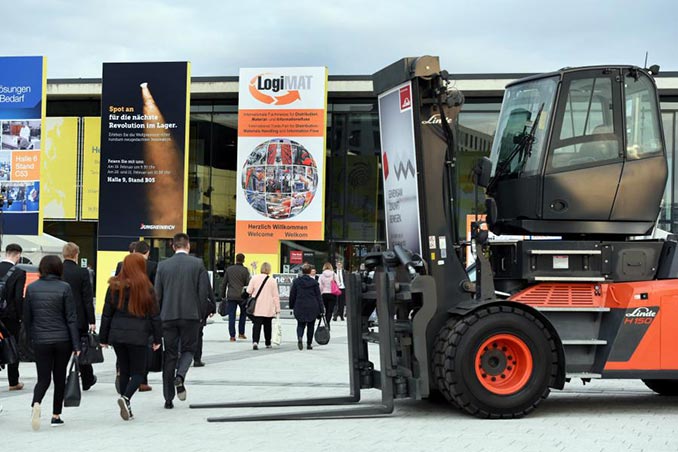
<box><xmin>175</xmin><ymin>249</ymin><xmax>189</xmax><ymax>255</ymax></box>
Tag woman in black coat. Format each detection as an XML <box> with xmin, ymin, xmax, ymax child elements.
<box><xmin>100</xmin><ymin>253</ymin><xmax>162</xmax><ymax>421</ymax></box>
<box><xmin>23</xmin><ymin>255</ymin><xmax>80</xmax><ymax>430</ymax></box>
<box><xmin>289</xmin><ymin>263</ymin><xmax>324</xmax><ymax>350</ymax></box>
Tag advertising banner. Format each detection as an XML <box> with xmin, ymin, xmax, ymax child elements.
<box><xmin>378</xmin><ymin>81</ymin><xmax>422</xmax><ymax>255</ymax></box>
<box><xmin>0</xmin><ymin>56</ymin><xmax>45</xmax><ymax>235</ymax></box>
<box><xmin>81</xmin><ymin>116</ymin><xmax>101</xmax><ymax>220</ymax></box>
<box><xmin>235</xmin><ymin>67</ymin><xmax>328</xmax><ymax>257</ymax></box>
<box><xmin>42</xmin><ymin>117</ymin><xmax>78</xmax><ymax>219</ymax></box>
<box><xmin>98</xmin><ymin>62</ymin><xmax>190</xmax><ymax>248</ymax></box>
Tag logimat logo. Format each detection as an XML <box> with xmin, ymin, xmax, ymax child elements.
<box><xmin>248</xmin><ymin>73</ymin><xmax>313</xmax><ymax>105</ymax></box>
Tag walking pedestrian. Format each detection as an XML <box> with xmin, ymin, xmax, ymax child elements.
<box><xmin>99</xmin><ymin>253</ymin><xmax>162</xmax><ymax>421</ymax></box>
<box><xmin>333</xmin><ymin>261</ymin><xmax>347</xmax><ymax>321</ymax></box>
<box><xmin>131</xmin><ymin>240</ymin><xmax>157</xmax><ymax>391</ymax></box>
<box><xmin>61</xmin><ymin>242</ymin><xmax>97</xmax><ymax>390</ymax></box>
<box><xmin>219</xmin><ymin>253</ymin><xmax>250</xmax><ymax>342</ymax></box>
<box><xmin>0</xmin><ymin>243</ymin><xmax>27</xmax><ymax>392</ymax></box>
<box><xmin>23</xmin><ymin>255</ymin><xmax>80</xmax><ymax>431</ymax></box>
<box><xmin>318</xmin><ymin>262</ymin><xmax>339</xmax><ymax>328</ymax></box>
<box><xmin>246</xmin><ymin>262</ymin><xmax>280</xmax><ymax>350</ymax></box>
<box><xmin>155</xmin><ymin>233</ymin><xmax>211</xmax><ymax>409</ymax></box>
<box><xmin>289</xmin><ymin>263</ymin><xmax>323</xmax><ymax>350</ymax></box>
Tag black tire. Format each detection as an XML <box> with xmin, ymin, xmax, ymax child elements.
<box><xmin>643</xmin><ymin>379</ymin><xmax>678</xmax><ymax>396</ymax></box>
<box><xmin>432</xmin><ymin>317</ymin><xmax>460</xmax><ymax>407</ymax></box>
<box><xmin>435</xmin><ymin>305</ymin><xmax>559</xmax><ymax>419</ymax></box>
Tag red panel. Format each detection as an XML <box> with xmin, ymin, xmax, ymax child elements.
<box><xmin>510</xmin><ymin>283</ymin><xmax>603</xmax><ymax>308</ymax></box>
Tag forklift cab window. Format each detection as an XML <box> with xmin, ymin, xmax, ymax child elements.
<box><xmin>625</xmin><ymin>72</ymin><xmax>663</xmax><ymax>159</ymax></box>
<box><xmin>490</xmin><ymin>76</ymin><xmax>558</xmax><ymax>177</ymax></box>
<box><xmin>551</xmin><ymin>77</ymin><xmax>619</xmax><ymax>170</ymax></box>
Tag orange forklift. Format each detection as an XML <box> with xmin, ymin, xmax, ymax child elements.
<box><xmin>192</xmin><ymin>57</ymin><xmax>677</xmax><ymax>421</ymax></box>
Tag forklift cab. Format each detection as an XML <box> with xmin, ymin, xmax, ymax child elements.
<box><xmin>484</xmin><ymin>66</ymin><xmax>667</xmax><ymax>237</ymax></box>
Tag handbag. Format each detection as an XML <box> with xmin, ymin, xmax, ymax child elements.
<box><xmin>272</xmin><ymin>314</ymin><xmax>282</xmax><ymax>346</ymax></box>
<box><xmin>147</xmin><ymin>342</ymin><xmax>163</xmax><ymax>373</ymax></box>
<box><xmin>79</xmin><ymin>332</ymin><xmax>104</xmax><ymax>365</ymax></box>
<box><xmin>245</xmin><ymin>276</ymin><xmax>269</xmax><ymax>316</ymax></box>
<box><xmin>18</xmin><ymin>323</ymin><xmax>34</xmax><ymax>362</ymax></box>
<box><xmin>218</xmin><ymin>300</ymin><xmax>228</xmax><ymax>317</ymax></box>
<box><xmin>314</xmin><ymin>315</ymin><xmax>330</xmax><ymax>345</ymax></box>
<box><xmin>0</xmin><ymin>334</ymin><xmax>19</xmax><ymax>366</ymax></box>
<box><xmin>64</xmin><ymin>355</ymin><xmax>82</xmax><ymax>407</ymax></box>
<box><xmin>330</xmin><ymin>279</ymin><xmax>342</xmax><ymax>296</ymax></box>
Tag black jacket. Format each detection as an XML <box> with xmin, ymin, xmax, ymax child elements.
<box><xmin>99</xmin><ymin>287</ymin><xmax>162</xmax><ymax>347</ymax></box>
<box><xmin>220</xmin><ymin>263</ymin><xmax>250</xmax><ymax>301</ymax></box>
<box><xmin>62</xmin><ymin>259</ymin><xmax>95</xmax><ymax>333</ymax></box>
<box><xmin>23</xmin><ymin>275</ymin><xmax>80</xmax><ymax>350</ymax></box>
<box><xmin>115</xmin><ymin>259</ymin><xmax>157</xmax><ymax>284</ymax></box>
<box><xmin>0</xmin><ymin>261</ymin><xmax>27</xmax><ymax>322</ymax></box>
<box><xmin>289</xmin><ymin>275</ymin><xmax>323</xmax><ymax>323</ymax></box>
<box><xmin>155</xmin><ymin>252</ymin><xmax>210</xmax><ymax>322</ymax></box>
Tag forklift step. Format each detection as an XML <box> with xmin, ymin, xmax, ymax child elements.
<box><xmin>566</xmin><ymin>372</ymin><xmax>602</xmax><ymax>379</ymax></box>
<box><xmin>561</xmin><ymin>339</ymin><xmax>607</xmax><ymax>345</ymax></box>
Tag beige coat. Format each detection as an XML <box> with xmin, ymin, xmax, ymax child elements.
<box><xmin>247</xmin><ymin>273</ymin><xmax>280</xmax><ymax>318</ymax></box>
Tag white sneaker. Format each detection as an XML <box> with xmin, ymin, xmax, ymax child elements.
<box><xmin>31</xmin><ymin>403</ymin><xmax>41</xmax><ymax>431</ymax></box>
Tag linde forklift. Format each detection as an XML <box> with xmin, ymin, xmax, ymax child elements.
<box><xmin>192</xmin><ymin>57</ymin><xmax>677</xmax><ymax>420</ymax></box>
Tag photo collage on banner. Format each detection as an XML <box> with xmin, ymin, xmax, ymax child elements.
<box><xmin>235</xmin><ymin>67</ymin><xmax>328</xmax><ymax>269</ymax></box>
<box><xmin>0</xmin><ymin>56</ymin><xmax>45</xmax><ymax>235</ymax></box>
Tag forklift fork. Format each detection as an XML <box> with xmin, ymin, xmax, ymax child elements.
<box><xmin>189</xmin><ymin>272</ymin><xmax>397</xmax><ymax>422</ymax></box>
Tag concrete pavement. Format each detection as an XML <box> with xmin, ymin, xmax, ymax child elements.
<box><xmin>1</xmin><ymin>316</ymin><xmax>677</xmax><ymax>452</ymax></box>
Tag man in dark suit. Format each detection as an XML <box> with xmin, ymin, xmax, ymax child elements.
<box><xmin>0</xmin><ymin>243</ymin><xmax>27</xmax><ymax>391</ymax></box>
<box><xmin>155</xmin><ymin>233</ymin><xmax>210</xmax><ymax>409</ymax></box>
<box><xmin>114</xmin><ymin>241</ymin><xmax>138</xmax><ymax>276</ymax></box>
<box><xmin>62</xmin><ymin>242</ymin><xmax>97</xmax><ymax>390</ymax></box>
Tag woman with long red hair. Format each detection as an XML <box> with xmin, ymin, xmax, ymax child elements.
<box><xmin>100</xmin><ymin>253</ymin><xmax>161</xmax><ymax>421</ymax></box>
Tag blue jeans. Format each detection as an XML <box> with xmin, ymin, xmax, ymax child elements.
<box><xmin>227</xmin><ymin>299</ymin><xmax>247</xmax><ymax>338</ymax></box>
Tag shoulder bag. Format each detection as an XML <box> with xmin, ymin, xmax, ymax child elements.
<box><xmin>79</xmin><ymin>332</ymin><xmax>104</xmax><ymax>365</ymax></box>
<box><xmin>245</xmin><ymin>276</ymin><xmax>269</xmax><ymax>316</ymax></box>
<box><xmin>314</xmin><ymin>315</ymin><xmax>330</xmax><ymax>345</ymax></box>
<box><xmin>0</xmin><ymin>331</ymin><xmax>19</xmax><ymax>366</ymax></box>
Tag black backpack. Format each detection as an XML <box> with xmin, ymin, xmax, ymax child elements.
<box><xmin>0</xmin><ymin>266</ymin><xmax>17</xmax><ymax>314</ymax></box>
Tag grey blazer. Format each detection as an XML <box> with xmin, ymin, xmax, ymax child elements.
<box><xmin>155</xmin><ymin>252</ymin><xmax>210</xmax><ymax>322</ymax></box>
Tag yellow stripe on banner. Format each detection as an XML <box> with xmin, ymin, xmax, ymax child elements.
<box><xmin>42</xmin><ymin>117</ymin><xmax>78</xmax><ymax>219</ymax></box>
<box><xmin>81</xmin><ymin>117</ymin><xmax>101</xmax><ymax>220</ymax></box>
<box><xmin>37</xmin><ymin>56</ymin><xmax>47</xmax><ymax>235</ymax></box>
<box><xmin>182</xmin><ymin>62</ymin><xmax>191</xmax><ymax>234</ymax></box>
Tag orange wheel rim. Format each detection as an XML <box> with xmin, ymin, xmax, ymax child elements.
<box><xmin>474</xmin><ymin>333</ymin><xmax>533</xmax><ymax>395</ymax></box>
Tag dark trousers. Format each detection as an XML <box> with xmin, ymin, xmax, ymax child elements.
<box><xmin>113</xmin><ymin>343</ymin><xmax>147</xmax><ymax>400</ymax></box>
<box><xmin>162</xmin><ymin>319</ymin><xmax>200</xmax><ymax>402</ymax></box>
<box><xmin>296</xmin><ymin>320</ymin><xmax>316</xmax><ymax>346</ymax></box>
<box><xmin>32</xmin><ymin>341</ymin><xmax>71</xmax><ymax>415</ymax></box>
<box><xmin>322</xmin><ymin>294</ymin><xmax>336</xmax><ymax>328</ymax></box>
<box><xmin>334</xmin><ymin>289</ymin><xmax>346</xmax><ymax>320</ymax></box>
<box><xmin>227</xmin><ymin>299</ymin><xmax>247</xmax><ymax>338</ymax></box>
<box><xmin>2</xmin><ymin>318</ymin><xmax>20</xmax><ymax>386</ymax></box>
<box><xmin>251</xmin><ymin>316</ymin><xmax>273</xmax><ymax>346</ymax></box>
<box><xmin>195</xmin><ymin>323</ymin><xmax>205</xmax><ymax>363</ymax></box>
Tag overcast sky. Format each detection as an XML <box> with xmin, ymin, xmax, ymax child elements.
<box><xmin>3</xmin><ymin>0</ymin><xmax>677</xmax><ymax>79</ymax></box>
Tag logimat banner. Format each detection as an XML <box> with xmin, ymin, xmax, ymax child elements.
<box><xmin>98</xmin><ymin>62</ymin><xmax>190</xmax><ymax>248</ymax></box>
<box><xmin>378</xmin><ymin>81</ymin><xmax>422</xmax><ymax>255</ymax></box>
<box><xmin>235</xmin><ymin>67</ymin><xmax>328</xmax><ymax>255</ymax></box>
<box><xmin>0</xmin><ymin>56</ymin><xmax>45</xmax><ymax>235</ymax></box>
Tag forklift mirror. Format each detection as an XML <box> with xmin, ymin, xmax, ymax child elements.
<box><xmin>474</xmin><ymin>157</ymin><xmax>493</xmax><ymax>188</ymax></box>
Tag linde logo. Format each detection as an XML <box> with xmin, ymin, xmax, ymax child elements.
<box><xmin>248</xmin><ymin>73</ymin><xmax>312</xmax><ymax>105</ymax></box>
<box><xmin>140</xmin><ymin>223</ymin><xmax>176</xmax><ymax>231</ymax></box>
<box><xmin>422</xmin><ymin>114</ymin><xmax>454</xmax><ymax>125</ymax></box>
<box><xmin>382</xmin><ymin>151</ymin><xmax>415</xmax><ymax>181</ymax></box>
<box><xmin>625</xmin><ymin>307</ymin><xmax>657</xmax><ymax>318</ymax></box>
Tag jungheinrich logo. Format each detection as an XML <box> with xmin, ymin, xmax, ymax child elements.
<box><xmin>248</xmin><ymin>73</ymin><xmax>312</xmax><ymax>105</ymax></box>
<box><xmin>382</xmin><ymin>151</ymin><xmax>415</xmax><ymax>181</ymax></box>
<box><xmin>140</xmin><ymin>223</ymin><xmax>176</xmax><ymax>231</ymax></box>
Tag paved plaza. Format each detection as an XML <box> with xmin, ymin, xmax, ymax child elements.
<box><xmin>2</xmin><ymin>316</ymin><xmax>678</xmax><ymax>452</ymax></box>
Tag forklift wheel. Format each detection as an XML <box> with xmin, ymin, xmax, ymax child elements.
<box><xmin>642</xmin><ymin>379</ymin><xmax>678</xmax><ymax>396</ymax></box>
<box><xmin>434</xmin><ymin>305</ymin><xmax>559</xmax><ymax>419</ymax></box>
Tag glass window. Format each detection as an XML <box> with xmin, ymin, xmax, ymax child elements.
<box><xmin>625</xmin><ymin>73</ymin><xmax>663</xmax><ymax>159</ymax></box>
<box><xmin>661</xmin><ymin>112</ymin><xmax>673</xmax><ymax>231</ymax></box>
<box><xmin>551</xmin><ymin>76</ymin><xmax>619</xmax><ymax>170</ymax></box>
<box><xmin>490</xmin><ymin>76</ymin><xmax>558</xmax><ymax>177</ymax></box>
